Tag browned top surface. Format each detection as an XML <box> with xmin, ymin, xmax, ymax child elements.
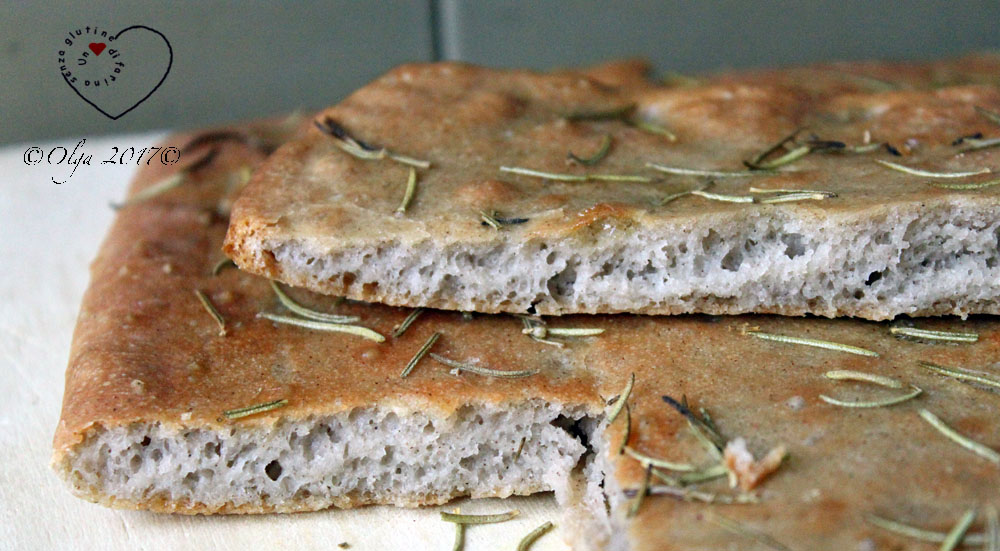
<box><xmin>58</xmin><ymin>118</ymin><xmax>999</xmax><ymax>548</ymax></box>
<box><xmin>228</xmin><ymin>55</ymin><xmax>1000</xmax><ymax>259</ymax></box>
<box><xmin>601</xmin><ymin>314</ymin><xmax>1000</xmax><ymax>550</ymax></box>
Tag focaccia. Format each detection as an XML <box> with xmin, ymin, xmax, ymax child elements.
<box><xmin>55</xmin><ymin>120</ymin><xmax>1000</xmax><ymax>551</ymax></box>
<box><xmin>224</xmin><ymin>55</ymin><xmax>1000</xmax><ymax>320</ymax></box>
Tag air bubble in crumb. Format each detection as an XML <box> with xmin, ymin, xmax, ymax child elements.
<box><xmin>785</xmin><ymin>396</ymin><xmax>805</xmax><ymax>411</ymax></box>
<box><xmin>130</xmin><ymin>379</ymin><xmax>146</xmax><ymax>395</ymax></box>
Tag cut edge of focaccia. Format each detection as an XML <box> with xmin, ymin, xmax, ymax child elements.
<box><xmin>224</xmin><ymin>55</ymin><xmax>1000</xmax><ymax>321</ymax></box>
<box><xmin>51</xmin><ymin>121</ymin><xmax>603</xmax><ymax>514</ymax></box>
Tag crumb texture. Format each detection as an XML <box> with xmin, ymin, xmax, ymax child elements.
<box><xmin>59</xmin><ymin>402</ymin><xmax>589</xmax><ymax>513</ymax></box>
<box><xmin>247</xmin><ymin>201</ymin><xmax>1000</xmax><ymax>320</ymax></box>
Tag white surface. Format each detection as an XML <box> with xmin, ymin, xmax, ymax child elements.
<box><xmin>0</xmin><ymin>133</ymin><xmax>566</xmax><ymax>551</ymax></box>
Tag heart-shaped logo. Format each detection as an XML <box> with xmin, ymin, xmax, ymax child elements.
<box><xmin>59</xmin><ymin>25</ymin><xmax>172</xmax><ymax>120</ymax></box>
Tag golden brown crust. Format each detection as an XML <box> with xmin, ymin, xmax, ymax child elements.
<box><xmin>225</xmin><ymin>56</ymin><xmax>1000</xmax><ymax>319</ymax></box>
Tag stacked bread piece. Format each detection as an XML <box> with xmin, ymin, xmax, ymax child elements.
<box><xmin>55</xmin><ymin>56</ymin><xmax>1000</xmax><ymax>550</ymax></box>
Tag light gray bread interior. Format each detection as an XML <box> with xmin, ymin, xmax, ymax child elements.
<box><xmin>255</xmin><ymin>201</ymin><xmax>1000</xmax><ymax>320</ymax></box>
<box><xmin>57</xmin><ymin>401</ymin><xmax>593</xmax><ymax>512</ymax></box>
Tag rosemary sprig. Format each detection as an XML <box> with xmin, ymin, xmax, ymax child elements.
<box><xmin>875</xmin><ymin>159</ymin><xmax>991</xmax><ymax>179</ymax></box>
<box><xmin>314</xmin><ymin>117</ymin><xmax>430</xmax><ymax>169</ymax></box>
<box><xmin>112</xmin><ymin>148</ymin><xmax>219</xmax><ymax>209</ymax></box>
<box><xmin>976</xmin><ymin>105</ymin><xmax>1000</xmax><ymax>126</ymax></box>
<box><xmin>400</xmin><ymin>332</ymin><xmax>440</xmax><ymax>378</ymax></box>
<box><xmin>890</xmin><ymin>326</ymin><xmax>979</xmax><ymax>343</ymax></box>
<box><xmin>918</xmin><ymin>361</ymin><xmax>1000</xmax><ymax>391</ymax></box>
<box><xmin>645</xmin><ymin>162</ymin><xmax>757</xmax><ymax>178</ymax></box>
<box><xmin>223</xmin><ymin>398</ymin><xmax>288</xmax><ymax>420</ymax></box>
<box><xmin>440</xmin><ymin>510</ymin><xmax>520</xmax><ymax>524</ymax></box>
<box><xmin>709</xmin><ymin>514</ymin><xmax>793</xmax><ymax>551</ymax></box>
<box><xmin>258</xmin><ymin>312</ymin><xmax>385</xmax><ymax>342</ymax></box>
<box><xmin>392</xmin><ymin>308</ymin><xmax>424</xmax><ymax>338</ymax></box>
<box><xmin>568</xmin><ymin>134</ymin><xmax>612</xmax><ymax>165</ymax></box>
<box><xmin>745</xmin><ymin>329</ymin><xmax>879</xmax><ymax>357</ymax></box>
<box><xmin>395</xmin><ymin>167</ymin><xmax>417</xmax><ymax>215</ymax></box>
<box><xmin>516</xmin><ymin>522</ymin><xmax>555</xmax><ymax>551</ymax></box>
<box><xmin>919</xmin><ymin>409</ymin><xmax>1000</xmax><ymax>465</ymax></box>
<box><xmin>499</xmin><ymin>166</ymin><xmax>652</xmax><ymax>182</ymax></box>
<box><xmin>606</xmin><ymin>373</ymin><xmax>635</xmax><ymax>424</ymax></box>
<box><xmin>623</xmin><ymin>446</ymin><xmax>696</xmax><ymax>472</ymax></box>
<box><xmin>627</xmin><ymin>465</ymin><xmax>653</xmax><ymax>518</ymax></box>
<box><xmin>819</xmin><ymin>385</ymin><xmax>922</xmax><ymax>408</ymax></box>
<box><xmin>478</xmin><ymin>210</ymin><xmax>503</xmax><ymax>230</ymax></box>
<box><xmin>929</xmin><ymin>179</ymin><xmax>1000</xmax><ymax>190</ymax></box>
<box><xmin>824</xmin><ymin>370</ymin><xmax>902</xmax><ymax>388</ymax></box>
<box><xmin>194</xmin><ymin>289</ymin><xmax>226</xmax><ymax>336</ymax></box>
<box><xmin>270</xmin><ymin>281</ymin><xmax>358</xmax><ymax>323</ymax></box>
<box><xmin>866</xmin><ymin>514</ymin><xmax>986</xmax><ymax>545</ymax></box>
<box><xmin>941</xmin><ymin>510</ymin><xmax>977</xmax><ymax>551</ymax></box>
<box><xmin>212</xmin><ymin>258</ymin><xmax>236</xmax><ymax>276</ymax></box>
<box><xmin>430</xmin><ymin>353</ymin><xmax>538</xmax><ymax>379</ymax></box>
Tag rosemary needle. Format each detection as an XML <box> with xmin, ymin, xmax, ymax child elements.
<box><xmin>258</xmin><ymin>312</ymin><xmax>385</xmax><ymax>342</ymax></box>
<box><xmin>958</xmin><ymin>138</ymin><xmax>1000</xmax><ymax>153</ymax></box>
<box><xmin>400</xmin><ymin>332</ymin><xmax>440</xmax><ymax>378</ymax></box>
<box><xmin>194</xmin><ymin>289</ymin><xmax>226</xmax><ymax>336</ymax></box>
<box><xmin>749</xmin><ymin>187</ymin><xmax>836</xmax><ymax>196</ymax></box>
<box><xmin>112</xmin><ymin>173</ymin><xmax>184</xmax><ymax>209</ymax></box>
<box><xmin>824</xmin><ymin>370</ymin><xmax>903</xmax><ymax>388</ymax></box>
<box><xmin>748</xmin><ymin>145</ymin><xmax>812</xmax><ymax>170</ymax></box>
<box><xmin>270</xmin><ymin>281</ymin><xmax>359</xmax><ymax>323</ymax></box>
<box><xmin>632</xmin><ymin>119</ymin><xmax>677</xmax><ymax>141</ymax></box>
<box><xmin>212</xmin><ymin>258</ymin><xmax>237</xmax><ymax>276</ymax></box>
<box><xmin>223</xmin><ymin>398</ymin><xmax>288</xmax><ymax>420</ymax></box>
<box><xmin>516</xmin><ymin>521</ymin><xmax>555</xmax><ymax>551</ymax></box>
<box><xmin>890</xmin><ymin>326</ymin><xmax>979</xmax><ymax>343</ymax></box>
<box><xmin>440</xmin><ymin>510</ymin><xmax>520</xmax><ymax>524</ymax></box>
<box><xmin>430</xmin><ymin>353</ymin><xmax>538</xmax><ymax>379</ymax></box>
<box><xmin>819</xmin><ymin>385</ymin><xmax>922</xmax><ymax>408</ymax></box>
<box><xmin>568</xmin><ymin>134</ymin><xmax>612</xmax><ymax>165</ymax></box>
<box><xmin>690</xmin><ymin>189</ymin><xmax>755</xmax><ymax>203</ymax></box>
<box><xmin>392</xmin><ymin>308</ymin><xmax>424</xmax><ymax>338</ymax></box>
<box><xmin>928</xmin><ymin>179</ymin><xmax>1000</xmax><ymax>190</ymax></box>
<box><xmin>918</xmin><ymin>361</ymin><xmax>1000</xmax><ymax>391</ymax></box>
<box><xmin>745</xmin><ymin>330</ymin><xmax>879</xmax><ymax>357</ymax></box>
<box><xmin>645</xmin><ymin>162</ymin><xmax>757</xmax><ymax>178</ymax></box>
<box><xmin>628</xmin><ymin>465</ymin><xmax>653</xmax><ymax>518</ymax></box>
<box><xmin>451</xmin><ymin>523</ymin><xmax>464</xmax><ymax>551</ymax></box>
<box><xmin>875</xmin><ymin>159</ymin><xmax>991</xmax><ymax>179</ymax></box>
<box><xmin>499</xmin><ymin>166</ymin><xmax>651</xmax><ymax>182</ymax></box>
<box><xmin>940</xmin><ymin>510</ymin><xmax>977</xmax><ymax>551</ymax></box>
<box><xmin>623</xmin><ymin>446</ymin><xmax>696</xmax><ymax>472</ymax></box>
<box><xmin>479</xmin><ymin>210</ymin><xmax>502</xmax><ymax>230</ymax></box>
<box><xmin>521</xmin><ymin>326</ymin><xmax>605</xmax><ymax>339</ymax></box>
<box><xmin>395</xmin><ymin>167</ymin><xmax>417</xmax><ymax>215</ymax></box>
<box><xmin>866</xmin><ymin>514</ymin><xmax>986</xmax><ymax>545</ymax></box>
<box><xmin>919</xmin><ymin>409</ymin><xmax>1000</xmax><ymax>465</ymax></box>
<box><xmin>607</xmin><ymin>373</ymin><xmax>635</xmax><ymax>424</ymax></box>
<box><xmin>618</xmin><ymin>404</ymin><xmax>631</xmax><ymax>454</ymax></box>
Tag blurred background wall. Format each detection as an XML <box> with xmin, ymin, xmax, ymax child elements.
<box><xmin>2</xmin><ymin>0</ymin><xmax>999</xmax><ymax>145</ymax></box>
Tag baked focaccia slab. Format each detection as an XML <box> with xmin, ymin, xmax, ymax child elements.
<box><xmin>224</xmin><ymin>54</ymin><xmax>1000</xmax><ymax>320</ymax></box>
<box><xmin>56</xmin><ymin>121</ymin><xmax>999</xmax><ymax>549</ymax></box>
